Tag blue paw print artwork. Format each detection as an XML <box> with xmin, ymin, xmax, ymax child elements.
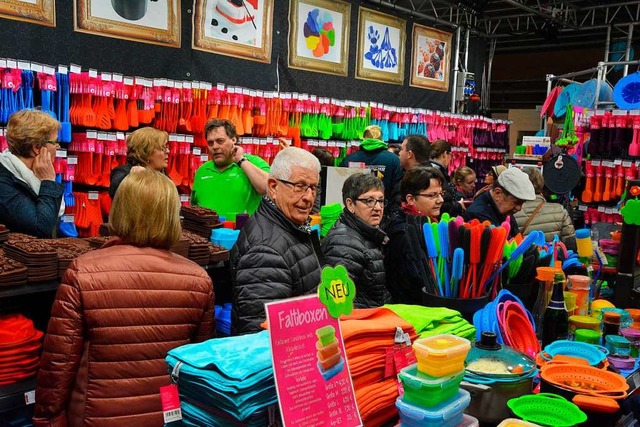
<box><xmin>364</xmin><ymin>25</ymin><xmax>397</xmax><ymax>70</ymax></box>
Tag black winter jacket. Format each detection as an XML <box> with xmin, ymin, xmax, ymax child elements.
<box><xmin>383</xmin><ymin>210</ymin><xmax>437</xmax><ymax>304</ymax></box>
<box><xmin>322</xmin><ymin>209</ymin><xmax>391</xmax><ymax>308</ymax></box>
<box><xmin>466</xmin><ymin>190</ymin><xmax>520</xmax><ymax>239</ymax></box>
<box><xmin>231</xmin><ymin>198</ymin><xmax>324</xmax><ymax>335</ymax></box>
<box><xmin>109</xmin><ymin>164</ymin><xmax>132</xmax><ymax>199</ymax></box>
<box><xmin>429</xmin><ymin>160</ymin><xmax>463</xmax><ymax>218</ymax></box>
<box><xmin>0</xmin><ymin>163</ymin><xmax>63</xmax><ymax>238</ymax></box>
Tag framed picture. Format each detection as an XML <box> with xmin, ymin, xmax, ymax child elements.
<box><xmin>0</xmin><ymin>0</ymin><xmax>55</xmax><ymax>27</ymax></box>
<box><xmin>410</xmin><ymin>24</ymin><xmax>452</xmax><ymax>92</ymax></box>
<box><xmin>74</xmin><ymin>0</ymin><xmax>181</xmax><ymax>48</ymax></box>
<box><xmin>356</xmin><ymin>7</ymin><xmax>405</xmax><ymax>85</ymax></box>
<box><xmin>192</xmin><ymin>0</ymin><xmax>273</xmax><ymax>63</ymax></box>
<box><xmin>288</xmin><ymin>0</ymin><xmax>350</xmax><ymax>77</ymax></box>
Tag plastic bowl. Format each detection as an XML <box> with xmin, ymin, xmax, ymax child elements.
<box><xmin>507</xmin><ymin>393</ymin><xmax>587</xmax><ymax>427</ymax></box>
<box><xmin>540</xmin><ymin>363</ymin><xmax>629</xmax><ymax>398</ymax></box>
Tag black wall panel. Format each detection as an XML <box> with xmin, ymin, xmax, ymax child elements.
<box><xmin>0</xmin><ymin>1</ymin><xmax>486</xmax><ymax>112</ymax></box>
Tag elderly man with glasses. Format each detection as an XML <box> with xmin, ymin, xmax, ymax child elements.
<box><xmin>466</xmin><ymin>167</ymin><xmax>536</xmax><ymax>239</ymax></box>
<box><xmin>230</xmin><ymin>147</ymin><xmax>323</xmax><ymax>335</ymax></box>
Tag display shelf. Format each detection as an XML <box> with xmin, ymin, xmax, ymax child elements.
<box><xmin>0</xmin><ymin>377</ymin><xmax>36</xmax><ymax>414</ymax></box>
<box><xmin>0</xmin><ymin>281</ymin><xmax>59</xmax><ymax>298</ymax></box>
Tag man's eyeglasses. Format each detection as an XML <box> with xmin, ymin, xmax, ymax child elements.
<box><xmin>277</xmin><ymin>178</ymin><xmax>318</xmax><ymax>194</ymax></box>
<box><xmin>354</xmin><ymin>198</ymin><xmax>387</xmax><ymax>208</ymax></box>
<box><xmin>414</xmin><ymin>191</ymin><xmax>446</xmax><ymax>200</ymax></box>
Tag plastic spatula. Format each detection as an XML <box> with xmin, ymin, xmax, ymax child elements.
<box><xmin>630</xmin><ymin>119</ymin><xmax>640</xmax><ymax>156</ymax></box>
<box><xmin>582</xmin><ymin>160</ymin><xmax>594</xmax><ymax>203</ymax></box>
<box><xmin>593</xmin><ymin>163</ymin><xmax>604</xmax><ymax>202</ymax></box>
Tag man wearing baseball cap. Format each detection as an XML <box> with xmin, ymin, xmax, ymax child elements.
<box><xmin>467</xmin><ymin>167</ymin><xmax>536</xmax><ymax>238</ymax></box>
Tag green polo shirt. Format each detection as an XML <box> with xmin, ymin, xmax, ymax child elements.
<box><xmin>191</xmin><ymin>154</ymin><xmax>270</xmax><ymax>220</ymax></box>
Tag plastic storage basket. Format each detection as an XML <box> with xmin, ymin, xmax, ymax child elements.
<box><xmin>398</xmin><ymin>363</ymin><xmax>464</xmax><ymax>408</ymax></box>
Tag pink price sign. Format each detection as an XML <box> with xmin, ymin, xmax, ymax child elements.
<box><xmin>265</xmin><ymin>295</ymin><xmax>362</xmax><ymax>427</ymax></box>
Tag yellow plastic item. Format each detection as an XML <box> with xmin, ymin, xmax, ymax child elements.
<box><xmin>413</xmin><ymin>334</ymin><xmax>470</xmax><ymax>377</ymax></box>
<box><xmin>497</xmin><ymin>419</ymin><xmax>542</xmax><ymax>427</ymax></box>
<box><xmin>591</xmin><ymin>299</ymin><xmax>615</xmax><ymax>318</ymax></box>
<box><xmin>564</xmin><ymin>291</ymin><xmax>577</xmax><ymax>314</ymax></box>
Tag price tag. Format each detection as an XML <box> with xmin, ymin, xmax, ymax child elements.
<box><xmin>55</xmin><ymin>150</ymin><xmax>67</xmax><ymax>158</ymax></box>
<box><xmin>62</xmin><ymin>215</ymin><xmax>75</xmax><ymax>223</ymax></box>
<box><xmin>200</xmin><ymin>155</ymin><xmax>209</xmax><ymax>162</ymax></box>
<box><xmin>88</xmin><ymin>191</ymin><xmax>100</xmax><ymax>200</ymax></box>
<box><xmin>30</xmin><ymin>63</ymin><xmax>43</xmax><ymax>73</ymax></box>
<box><xmin>176</xmin><ymin>135</ymin><xmax>185</xmax><ymax>142</ymax></box>
<box><xmin>185</xmin><ymin>135</ymin><xmax>194</xmax><ymax>144</ymax></box>
<box><xmin>0</xmin><ymin>59</ymin><xmax>6</xmax><ymax>68</ymax></box>
<box><xmin>24</xmin><ymin>390</ymin><xmax>35</xmax><ymax>405</ymax></box>
<box><xmin>578</xmin><ymin>205</ymin><xmax>588</xmax><ymax>212</ymax></box>
<box><xmin>192</xmin><ymin>147</ymin><xmax>201</xmax><ymax>155</ymax></box>
<box><xmin>17</xmin><ymin>61</ymin><xmax>31</xmax><ymax>70</ymax></box>
<box><xmin>88</xmin><ymin>69</ymin><xmax>98</xmax><ymax>78</ymax></box>
<box><xmin>58</xmin><ymin>65</ymin><xmax>68</xmax><ymax>74</ymax></box>
<box><xmin>123</xmin><ymin>76</ymin><xmax>134</xmax><ymax>86</ymax></box>
<box><xmin>43</xmin><ymin>65</ymin><xmax>55</xmax><ymax>75</ymax></box>
<box><xmin>614</xmin><ymin>159</ymin><xmax>623</xmax><ymax>165</ymax></box>
<box><xmin>180</xmin><ymin>194</ymin><xmax>189</xmax><ymax>203</ymax></box>
<box><xmin>160</xmin><ymin>384</ymin><xmax>183</xmax><ymax>424</ymax></box>
<box><xmin>86</xmin><ymin>130</ymin><xmax>97</xmax><ymax>139</ymax></box>
<box><xmin>67</xmin><ymin>155</ymin><xmax>78</xmax><ymax>165</ymax></box>
<box><xmin>101</xmin><ymin>72</ymin><xmax>112</xmax><ymax>82</ymax></box>
<box><xmin>6</xmin><ymin>59</ymin><xmax>17</xmax><ymax>69</ymax></box>
<box><xmin>597</xmin><ymin>206</ymin><xmax>606</xmax><ymax>213</ymax></box>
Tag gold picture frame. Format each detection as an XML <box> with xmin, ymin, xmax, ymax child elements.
<box><xmin>288</xmin><ymin>0</ymin><xmax>350</xmax><ymax>77</ymax></box>
<box><xmin>192</xmin><ymin>0</ymin><xmax>273</xmax><ymax>63</ymax></box>
<box><xmin>356</xmin><ymin>7</ymin><xmax>405</xmax><ymax>85</ymax></box>
<box><xmin>410</xmin><ymin>24</ymin><xmax>452</xmax><ymax>92</ymax></box>
<box><xmin>0</xmin><ymin>0</ymin><xmax>55</xmax><ymax>27</ymax></box>
<box><xmin>74</xmin><ymin>0</ymin><xmax>181</xmax><ymax>48</ymax></box>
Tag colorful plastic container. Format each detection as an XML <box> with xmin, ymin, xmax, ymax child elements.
<box><xmin>606</xmin><ymin>335</ymin><xmax>631</xmax><ymax>357</ymax></box>
<box><xmin>574</xmin><ymin>328</ymin><xmax>601</xmax><ymax>344</ymax></box>
<box><xmin>458</xmin><ymin>414</ymin><xmax>479</xmax><ymax>427</ymax></box>
<box><xmin>398</xmin><ymin>363</ymin><xmax>464</xmax><ymax>408</ymax></box>
<box><xmin>315</xmin><ymin>325</ymin><xmax>336</xmax><ymax>346</ymax></box>
<box><xmin>621</xmin><ymin>328</ymin><xmax>640</xmax><ymax>357</ymax></box>
<box><xmin>626</xmin><ymin>309</ymin><xmax>640</xmax><ymax>330</ymax></box>
<box><xmin>568</xmin><ymin>315</ymin><xmax>601</xmax><ymax>340</ymax></box>
<box><xmin>413</xmin><ymin>334</ymin><xmax>471</xmax><ymax>377</ymax></box>
<box><xmin>316</xmin><ymin>339</ymin><xmax>339</xmax><ymax>360</ymax></box>
<box><xmin>395</xmin><ymin>389</ymin><xmax>470</xmax><ymax>427</ymax></box>
<box><xmin>567</xmin><ymin>275</ymin><xmax>591</xmax><ymax>316</ymax></box>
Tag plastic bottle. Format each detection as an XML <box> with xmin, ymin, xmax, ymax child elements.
<box><xmin>575</xmin><ymin>228</ymin><xmax>594</xmax><ymax>259</ymax></box>
<box><xmin>542</xmin><ymin>273</ymin><xmax>569</xmax><ymax>347</ymax></box>
<box><xmin>567</xmin><ymin>275</ymin><xmax>591</xmax><ymax>316</ymax></box>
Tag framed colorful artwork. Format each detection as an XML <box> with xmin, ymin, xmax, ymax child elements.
<box><xmin>288</xmin><ymin>0</ymin><xmax>350</xmax><ymax>77</ymax></box>
<box><xmin>192</xmin><ymin>0</ymin><xmax>274</xmax><ymax>63</ymax></box>
<box><xmin>74</xmin><ymin>0</ymin><xmax>181</xmax><ymax>48</ymax></box>
<box><xmin>356</xmin><ymin>7</ymin><xmax>405</xmax><ymax>85</ymax></box>
<box><xmin>410</xmin><ymin>24</ymin><xmax>452</xmax><ymax>92</ymax></box>
<box><xmin>0</xmin><ymin>0</ymin><xmax>55</xmax><ymax>27</ymax></box>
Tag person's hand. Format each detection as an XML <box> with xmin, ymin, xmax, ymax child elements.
<box><xmin>458</xmin><ymin>198</ymin><xmax>466</xmax><ymax>211</ymax></box>
<box><xmin>278</xmin><ymin>137</ymin><xmax>290</xmax><ymax>149</ymax></box>
<box><xmin>232</xmin><ymin>145</ymin><xmax>245</xmax><ymax>163</ymax></box>
<box><xmin>131</xmin><ymin>166</ymin><xmax>146</xmax><ymax>173</ymax></box>
<box><xmin>33</xmin><ymin>148</ymin><xmax>56</xmax><ymax>182</ymax></box>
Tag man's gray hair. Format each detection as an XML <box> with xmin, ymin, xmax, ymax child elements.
<box><xmin>269</xmin><ymin>147</ymin><xmax>321</xmax><ymax>180</ymax></box>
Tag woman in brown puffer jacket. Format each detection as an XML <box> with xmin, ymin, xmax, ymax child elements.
<box><xmin>514</xmin><ymin>167</ymin><xmax>576</xmax><ymax>251</ymax></box>
<box><xmin>33</xmin><ymin>170</ymin><xmax>215</xmax><ymax>427</ymax></box>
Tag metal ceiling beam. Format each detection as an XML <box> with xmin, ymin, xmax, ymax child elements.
<box><xmin>498</xmin><ymin>0</ymin><xmax>580</xmax><ymax>30</ymax></box>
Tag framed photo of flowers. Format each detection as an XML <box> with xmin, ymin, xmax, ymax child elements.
<box><xmin>356</xmin><ymin>7</ymin><xmax>405</xmax><ymax>85</ymax></box>
<box><xmin>288</xmin><ymin>0</ymin><xmax>351</xmax><ymax>76</ymax></box>
<box><xmin>192</xmin><ymin>0</ymin><xmax>274</xmax><ymax>63</ymax></box>
<box><xmin>0</xmin><ymin>0</ymin><xmax>55</xmax><ymax>27</ymax></box>
<box><xmin>410</xmin><ymin>24</ymin><xmax>452</xmax><ymax>92</ymax></box>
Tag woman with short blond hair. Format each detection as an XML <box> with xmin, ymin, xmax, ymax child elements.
<box><xmin>34</xmin><ymin>170</ymin><xmax>214</xmax><ymax>427</ymax></box>
<box><xmin>0</xmin><ymin>109</ymin><xmax>63</xmax><ymax>237</ymax></box>
<box><xmin>108</xmin><ymin>126</ymin><xmax>170</xmax><ymax>198</ymax></box>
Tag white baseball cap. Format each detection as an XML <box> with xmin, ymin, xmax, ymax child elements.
<box><xmin>497</xmin><ymin>168</ymin><xmax>536</xmax><ymax>201</ymax></box>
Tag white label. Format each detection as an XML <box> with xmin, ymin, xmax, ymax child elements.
<box><xmin>107</xmin><ymin>133</ymin><xmax>116</xmax><ymax>141</ymax></box>
<box><xmin>30</xmin><ymin>63</ymin><xmax>43</xmax><ymax>73</ymax></box>
<box><xmin>67</xmin><ymin>156</ymin><xmax>78</xmax><ymax>165</ymax></box>
<box><xmin>579</xmin><ymin>205</ymin><xmax>588</xmax><ymax>212</ymax></box>
<box><xmin>62</xmin><ymin>215</ymin><xmax>74</xmax><ymax>223</ymax></box>
<box><xmin>180</xmin><ymin>194</ymin><xmax>189</xmax><ymax>203</ymax></box>
<box><xmin>623</xmin><ymin>161</ymin><xmax>633</xmax><ymax>167</ymax></box>
<box><xmin>169</xmin><ymin>134</ymin><xmax>178</xmax><ymax>142</ymax></box>
<box><xmin>69</xmin><ymin>64</ymin><xmax>81</xmax><ymax>74</ymax></box>
<box><xmin>200</xmin><ymin>155</ymin><xmax>209</xmax><ymax>162</ymax></box>
<box><xmin>55</xmin><ymin>150</ymin><xmax>67</xmax><ymax>158</ymax></box>
<box><xmin>203</xmin><ymin>83</ymin><xmax>212</xmax><ymax>90</ymax></box>
<box><xmin>101</xmin><ymin>73</ymin><xmax>112</xmax><ymax>82</ymax></box>
<box><xmin>612</xmin><ymin>109</ymin><xmax>627</xmax><ymax>116</ymax></box>
<box><xmin>123</xmin><ymin>77</ymin><xmax>134</xmax><ymax>86</ymax></box>
<box><xmin>592</xmin><ymin>160</ymin><xmax>601</xmax><ymax>166</ymax></box>
<box><xmin>17</xmin><ymin>61</ymin><xmax>30</xmax><ymax>70</ymax></box>
<box><xmin>614</xmin><ymin>159</ymin><xmax>623</xmax><ymax>165</ymax></box>
<box><xmin>116</xmin><ymin>132</ymin><xmax>125</xmax><ymax>140</ymax></box>
<box><xmin>88</xmin><ymin>191</ymin><xmax>99</xmax><ymax>200</ymax></box>
<box><xmin>597</xmin><ymin>206</ymin><xmax>606</xmax><ymax>212</ymax></box>
<box><xmin>163</xmin><ymin>408</ymin><xmax>182</xmax><ymax>424</ymax></box>
<box><xmin>86</xmin><ymin>130</ymin><xmax>97</xmax><ymax>139</ymax></box>
<box><xmin>217</xmin><ymin>83</ymin><xmax>225</xmax><ymax>90</ymax></box>
<box><xmin>112</xmin><ymin>73</ymin><xmax>123</xmax><ymax>82</ymax></box>
<box><xmin>6</xmin><ymin>59</ymin><xmax>17</xmax><ymax>69</ymax></box>
<box><xmin>0</xmin><ymin>59</ymin><xmax>6</xmax><ymax>68</ymax></box>
<box><xmin>43</xmin><ymin>65</ymin><xmax>55</xmax><ymax>75</ymax></box>
<box><xmin>88</xmin><ymin>69</ymin><xmax>98</xmax><ymax>78</ymax></box>
<box><xmin>183</xmin><ymin>81</ymin><xmax>191</xmax><ymax>89</ymax></box>
<box><xmin>24</xmin><ymin>390</ymin><xmax>35</xmax><ymax>405</ymax></box>
<box><xmin>58</xmin><ymin>65</ymin><xmax>68</xmax><ymax>74</ymax></box>
<box><xmin>176</xmin><ymin>135</ymin><xmax>185</xmax><ymax>142</ymax></box>
<box><xmin>185</xmin><ymin>135</ymin><xmax>194</xmax><ymax>144</ymax></box>
<box><xmin>192</xmin><ymin>147</ymin><xmax>201</xmax><ymax>155</ymax></box>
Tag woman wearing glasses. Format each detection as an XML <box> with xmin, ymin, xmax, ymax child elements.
<box><xmin>322</xmin><ymin>173</ymin><xmax>391</xmax><ymax>308</ymax></box>
<box><xmin>383</xmin><ymin>166</ymin><xmax>445</xmax><ymax>304</ymax></box>
<box><xmin>109</xmin><ymin>127</ymin><xmax>170</xmax><ymax>198</ymax></box>
<box><xmin>0</xmin><ymin>109</ymin><xmax>63</xmax><ymax>237</ymax></box>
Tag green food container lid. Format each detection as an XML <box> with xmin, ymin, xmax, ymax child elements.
<box><xmin>574</xmin><ymin>328</ymin><xmax>601</xmax><ymax>344</ymax></box>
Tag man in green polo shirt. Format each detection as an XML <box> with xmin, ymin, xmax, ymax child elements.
<box><xmin>191</xmin><ymin>119</ymin><xmax>270</xmax><ymax>220</ymax></box>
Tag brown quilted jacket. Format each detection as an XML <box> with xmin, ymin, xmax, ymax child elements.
<box><xmin>33</xmin><ymin>242</ymin><xmax>215</xmax><ymax>427</ymax></box>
